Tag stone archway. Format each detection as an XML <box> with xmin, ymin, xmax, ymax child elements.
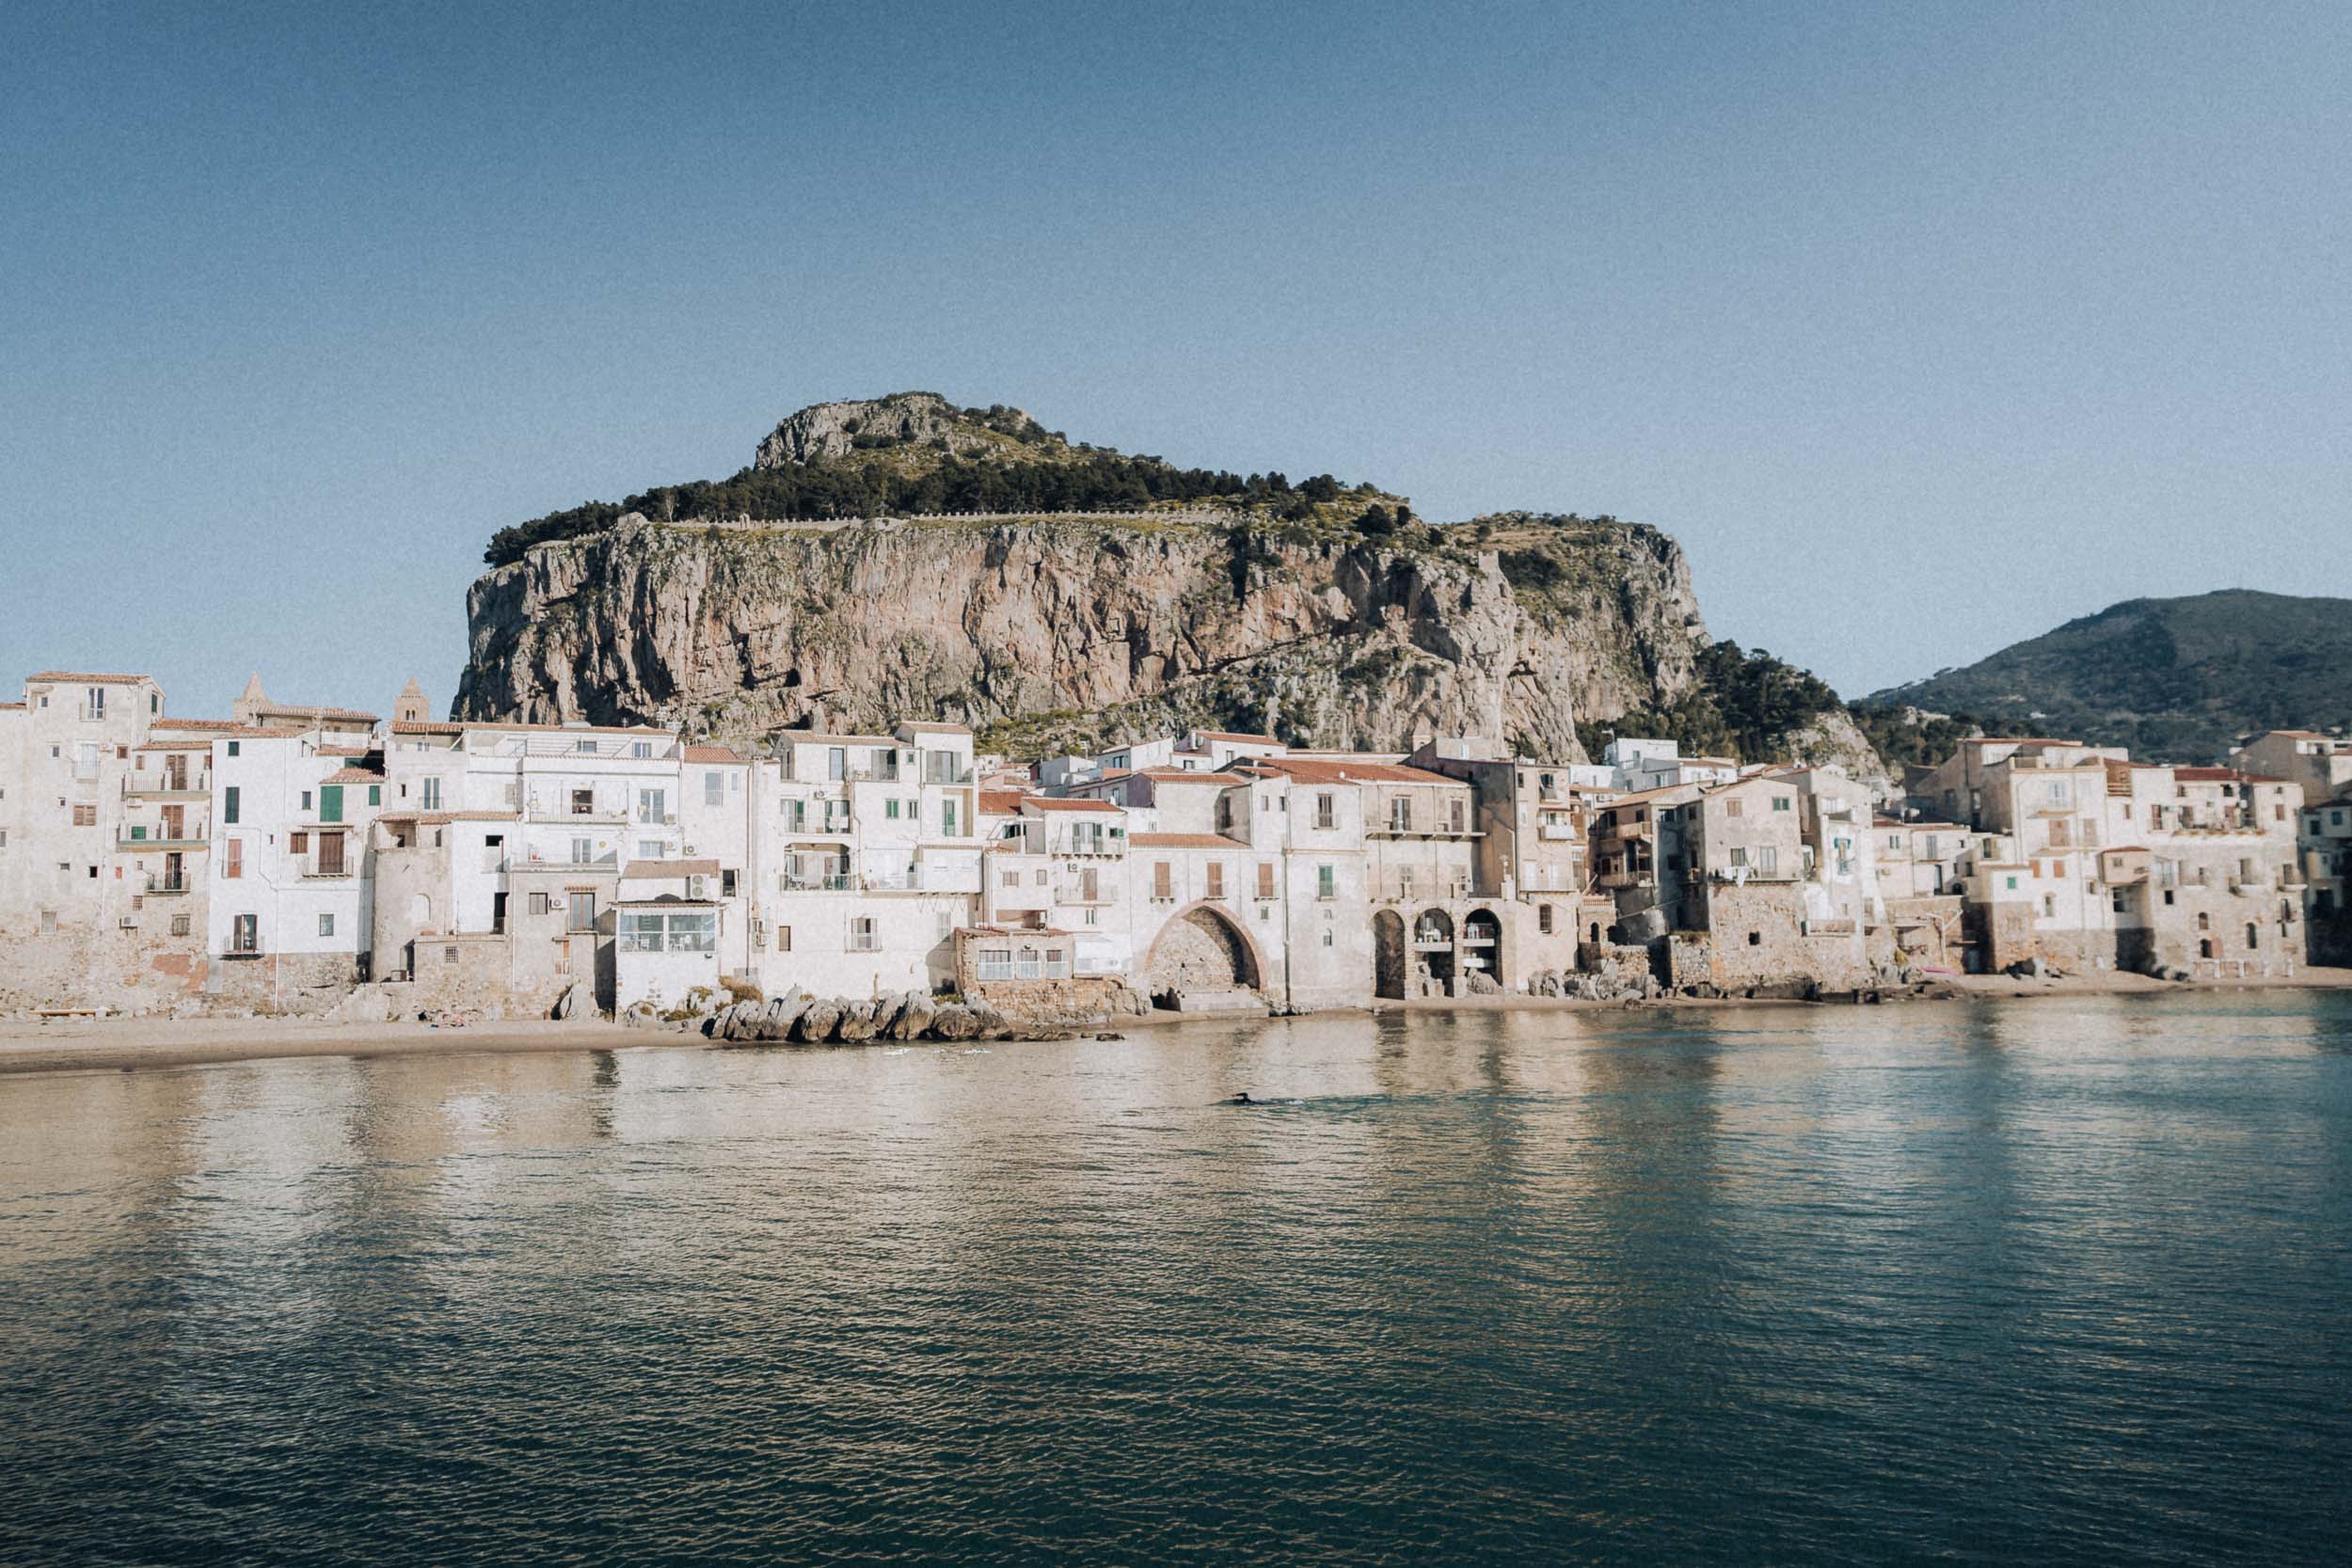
<box><xmin>1145</xmin><ymin>902</ymin><xmax>1263</xmax><ymax>1007</ymax></box>
<box><xmin>1412</xmin><ymin>908</ymin><xmax>1455</xmax><ymax>996</ymax></box>
<box><xmin>1463</xmin><ymin>907</ymin><xmax>1502</xmax><ymax>988</ymax></box>
<box><xmin>1372</xmin><ymin>910</ymin><xmax>1407</xmax><ymax>999</ymax></box>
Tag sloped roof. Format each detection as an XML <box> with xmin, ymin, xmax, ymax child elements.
<box><xmin>1249</xmin><ymin>757</ymin><xmax>1459</xmax><ymax>786</ymax></box>
<box><xmin>27</xmin><ymin>671</ymin><xmax>152</xmax><ymax>685</ymax></box>
<box><xmin>323</xmin><ymin>768</ymin><xmax>385</xmax><ymax>784</ymax></box>
<box><xmin>977</xmin><ymin>789</ymin><xmax>1031</xmax><ymax>815</ymax></box>
<box><xmin>683</xmin><ymin>744</ymin><xmax>745</xmax><ymax>764</ymax></box>
<box><xmin>1128</xmin><ymin>832</ymin><xmax>1248</xmax><ymax>848</ymax></box>
<box><xmin>392</xmin><ymin>720</ymin><xmax>675</xmax><ymax>738</ymax></box>
<box><xmin>1025</xmin><ymin>797</ymin><xmax>1120</xmax><ymax>813</ymax></box>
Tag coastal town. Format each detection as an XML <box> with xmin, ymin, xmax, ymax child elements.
<box><xmin>3</xmin><ymin>666</ymin><xmax>2347</xmax><ymax>1028</ymax></box>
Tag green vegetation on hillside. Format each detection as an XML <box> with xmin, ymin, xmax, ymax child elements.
<box><xmin>1863</xmin><ymin>590</ymin><xmax>2352</xmax><ymax>762</ymax></box>
<box><xmin>1577</xmin><ymin>641</ymin><xmax>1840</xmax><ymax>765</ymax></box>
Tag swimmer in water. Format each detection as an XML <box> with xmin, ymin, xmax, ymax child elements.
<box><xmin>1231</xmin><ymin>1091</ymin><xmax>1254</xmax><ymax>1105</ymax></box>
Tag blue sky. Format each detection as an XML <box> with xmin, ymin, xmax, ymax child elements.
<box><xmin>4</xmin><ymin>0</ymin><xmax>2344</xmax><ymax>719</ymax></box>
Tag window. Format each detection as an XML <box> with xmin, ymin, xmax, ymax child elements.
<box><xmin>1729</xmin><ymin>847</ymin><xmax>1748</xmax><ymax>867</ymax></box>
<box><xmin>169</xmin><ymin>914</ymin><xmax>190</xmax><ymax>937</ymax></box>
<box><xmin>567</xmin><ymin>892</ymin><xmax>596</xmax><ymax>932</ymax></box>
<box><xmin>368</xmin><ymin>784</ymin><xmax>380</xmax><ymax>806</ymax></box>
<box><xmin>977</xmin><ymin>946</ymin><xmax>1011</xmax><ymax>981</ymax></box>
<box><xmin>299</xmin><ymin>790</ymin><xmax>313</xmax><ymax>812</ymax></box>
<box><xmin>85</xmin><ymin>686</ymin><xmax>104</xmax><ymax>720</ymax></box>
<box><xmin>421</xmin><ymin>778</ymin><xmax>441</xmax><ymax>811</ymax></box>
<box><xmin>1538</xmin><ymin>904</ymin><xmax>1554</xmax><ymax>934</ymax></box>
<box><xmin>885</xmin><ymin>799</ymin><xmax>901</xmax><ymax>820</ymax></box>
<box><xmin>1725</xmin><ymin>798</ymin><xmax>1743</xmax><ymax>818</ymax></box>
<box><xmin>1317</xmin><ymin>863</ymin><xmax>1336</xmax><ymax>900</ymax></box>
<box><xmin>2042</xmin><ymin>896</ymin><xmax>2058</xmax><ymax>918</ymax></box>
<box><xmin>1747</xmin><ymin>931</ymin><xmax>1761</xmax><ymax>946</ymax></box>
<box><xmin>1002</xmin><ymin>870</ymin><xmax>1019</xmax><ymax>889</ymax></box>
<box><xmin>230</xmin><ymin>913</ymin><xmax>259</xmax><ymax>954</ymax></box>
<box><xmin>632</xmin><ymin>741</ymin><xmax>652</xmax><ymax>759</ymax></box>
<box><xmin>1450</xmin><ymin>799</ymin><xmax>1466</xmax><ymax>834</ymax></box>
<box><xmin>1153</xmin><ymin>862</ymin><xmax>1173</xmax><ymax>900</ymax></box>
<box><xmin>1759</xmin><ymin>847</ymin><xmax>1778</xmax><ymax>875</ymax></box>
<box><xmin>2246</xmin><ymin>924</ymin><xmax>2260</xmax><ymax>951</ymax></box>
<box><xmin>849</xmin><ymin>916</ymin><xmax>879</xmax><ymax>953</ymax></box>
<box><xmin>1257</xmin><ymin>863</ymin><xmax>1276</xmax><ymax>899</ymax></box>
<box><xmin>1046</xmin><ymin>946</ymin><xmax>1068</xmax><ymax>978</ymax></box>
<box><xmin>1016</xmin><ymin>945</ymin><xmax>1041</xmax><ymax>979</ymax></box>
<box><xmin>784</xmin><ymin>799</ymin><xmax>806</xmax><ymax>832</ymax></box>
<box><xmin>1772</xmin><ymin>797</ymin><xmax>1791</xmax><ymax>812</ymax></box>
<box><xmin>2004</xmin><ymin>876</ymin><xmax>2018</xmax><ymax>891</ymax></box>
<box><xmin>942</xmin><ymin>800</ymin><xmax>959</xmax><ymax>837</ymax></box>
<box><xmin>637</xmin><ymin>788</ymin><xmax>665</xmax><ymax>824</ymax></box>
<box><xmin>638</xmin><ymin>841</ymin><xmax>664</xmax><ymax>860</ymax></box>
<box><xmin>936</xmin><ymin>910</ymin><xmax>954</xmax><ymax>942</ymax></box>
<box><xmin>776</xmin><ymin>925</ymin><xmax>793</xmax><ymax>952</ymax></box>
<box><xmin>319</xmin><ymin>913</ymin><xmax>335</xmax><ymax>938</ymax></box>
<box><xmin>71</xmin><ymin>804</ymin><xmax>96</xmax><ymax>828</ymax></box>
<box><xmin>827</xmin><ymin>747</ymin><xmax>847</xmax><ymax>782</ymax></box>
<box><xmin>576</xmin><ymin>738</ymin><xmax>596</xmax><ymax>754</ymax></box>
<box><xmin>572</xmin><ymin>837</ymin><xmax>593</xmax><ymax>864</ymax></box>
<box><xmin>530</xmin><ymin>893</ymin><xmax>550</xmax><ymax>917</ymax></box>
<box><xmin>40</xmin><ymin>910</ymin><xmax>56</xmax><ymax>934</ymax></box>
<box><xmin>1315</xmin><ymin>794</ymin><xmax>1336</xmax><ymax>830</ymax></box>
<box><xmin>1206</xmin><ymin>863</ymin><xmax>1225</xmax><ymax>898</ymax></box>
<box><xmin>1390</xmin><ymin>798</ymin><xmax>1413</xmax><ymax>832</ymax></box>
<box><xmin>223</xmin><ymin>785</ymin><xmax>240</xmax><ymax>824</ymax></box>
<box><xmin>225</xmin><ymin>839</ymin><xmax>244</xmax><ymax>879</ymax></box>
<box><xmin>722</xmin><ymin>869</ymin><xmax>738</xmax><ymax>899</ymax></box>
<box><xmin>318</xmin><ymin>833</ymin><xmax>344</xmax><ymax>876</ymax></box>
<box><xmin>706</xmin><ymin>771</ymin><xmax>723</xmax><ymax>806</ymax></box>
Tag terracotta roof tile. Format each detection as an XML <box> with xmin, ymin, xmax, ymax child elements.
<box><xmin>323</xmin><ymin>768</ymin><xmax>385</xmax><ymax>784</ymax></box>
<box><xmin>26</xmin><ymin>671</ymin><xmax>153</xmax><ymax>686</ymax></box>
<box><xmin>1025</xmin><ymin>797</ymin><xmax>1120</xmax><ymax>813</ymax></box>
<box><xmin>622</xmin><ymin>858</ymin><xmax>722</xmax><ymax>879</ymax></box>
<box><xmin>1128</xmin><ymin>832</ymin><xmax>1248</xmax><ymax>848</ymax></box>
<box><xmin>1252</xmin><ymin>757</ymin><xmax>1461</xmax><ymax>786</ymax></box>
<box><xmin>977</xmin><ymin>789</ymin><xmax>1031</xmax><ymax>815</ymax></box>
<box><xmin>683</xmin><ymin>744</ymin><xmax>745</xmax><ymax>764</ymax></box>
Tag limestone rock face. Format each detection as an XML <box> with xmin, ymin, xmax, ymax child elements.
<box><xmin>454</xmin><ymin>514</ymin><xmax>1716</xmax><ymax>761</ymax></box>
<box><xmin>1770</xmin><ymin>707</ymin><xmax>1894</xmax><ymax>796</ymax></box>
<box><xmin>755</xmin><ymin>392</ymin><xmax>1036</xmax><ymax>468</ymax></box>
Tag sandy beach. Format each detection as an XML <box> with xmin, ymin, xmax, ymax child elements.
<box><xmin>6</xmin><ymin>966</ymin><xmax>2347</xmax><ymax>1078</ymax></box>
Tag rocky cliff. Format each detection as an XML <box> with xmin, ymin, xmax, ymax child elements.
<box><xmin>455</xmin><ymin>510</ymin><xmax>1713</xmax><ymax>759</ymax></box>
<box><xmin>456</xmin><ymin>394</ymin><xmax>1874</xmax><ymax>770</ymax></box>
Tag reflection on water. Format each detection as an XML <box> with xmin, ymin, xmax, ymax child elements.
<box><xmin>3</xmin><ymin>993</ymin><xmax>2349</xmax><ymax>1566</ymax></box>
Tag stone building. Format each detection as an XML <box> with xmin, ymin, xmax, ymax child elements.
<box><xmin>371</xmin><ymin>718</ymin><xmax>686</xmax><ymax>1011</ymax></box>
<box><xmin>207</xmin><ymin>724</ymin><xmax>387</xmax><ymax>1007</ymax></box>
<box><xmin>0</xmin><ymin>672</ymin><xmax>181</xmax><ymax>1009</ymax></box>
<box><xmin>745</xmin><ymin>725</ymin><xmax>982</xmax><ymax>1001</ymax></box>
<box><xmin>2300</xmin><ymin>792</ymin><xmax>2352</xmax><ymax>963</ymax></box>
<box><xmin>2230</xmin><ymin>730</ymin><xmax>2352</xmax><ymax>814</ymax></box>
<box><xmin>1410</xmin><ymin>737</ymin><xmax>1591</xmax><ymax>982</ymax></box>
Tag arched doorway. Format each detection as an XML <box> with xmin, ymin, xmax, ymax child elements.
<box><xmin>1145</xmin><ymin>903</ymin><xmax>1263</xmax><ymax>1007</ymax></box>
<box><xmin>1372</xmin><ymin>910</ymin><xmax>1406</xmax><ymax>999</ymax></box>
<box><xmin>1463</xmin><ymin>907</ymin><xmax>1502</xmax><ymax>986</ymax></box>
<box><xmin>1413</xmin><ymin>908</ymin><xmax>1455</xmax><ymax>996</ymax></box>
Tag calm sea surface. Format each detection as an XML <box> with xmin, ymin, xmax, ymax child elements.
<box><xmin>3</xmin><ymin>994</ymin><xmax>2349</xmax><ymax>1566</ymax></box>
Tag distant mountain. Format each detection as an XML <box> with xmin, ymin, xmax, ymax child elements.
<box><xmin>1865</xmin><ymin>591</ymin><xmax>2352</xmax><ymax>762</ymax></box>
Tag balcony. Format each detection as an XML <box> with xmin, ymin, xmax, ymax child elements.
<box><xmin>1538</xmin><ymin>824</ymin><xmax>1579</xmax><ymax>842</ymax></box>
<box><xmin>526</xmin><ymin>801</ymin><xmax>627</xmax><ymax>826</ymax></box>
<box><xmin>123</xmin><ymin>773</ymin><xmax>210</xmax><ymax>799</ymax></box>
<box><xmin>144</xmin><ymin>873</ymin><xmax>189</xmax><ymax>895</ymax></box>
<box><xmin>503</xmin><ymin>851</ymin><xmax>621</xmax><ymax>872</ymax></box>
<box><xmin>1600</xmin><ymin>819</ymin><xmax>1652</xmax><ymax>844</ymax></box>
<box><xmin>1597</xmin><ymin>870</ymin><xmax>1645</xmax><ymax>890</ymax></box>
<box><xmin>115</xmin><ymin>832</ymin><xmax>206</xmax><ymax>851</ymax></box>
<box><xmin>777</xmin><ymin>873</ymin><xmax>858</xmax><ymax>893</ymax></box>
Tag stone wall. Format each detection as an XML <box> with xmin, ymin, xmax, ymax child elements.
<box><xmin>208</xmin><ymin>951</ymin><xmax>364</xmax><ymax>1014</ymax></box>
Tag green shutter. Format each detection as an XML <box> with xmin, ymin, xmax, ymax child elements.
<box><xmin>319</xmin><ymin>784</ymin><xmax>343</xmax><ymax>823</ymax></box>
<box><xmin>368</xmin><ymin>784</ymin><xmax>380</xmax><ymax>806</ymax></box>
